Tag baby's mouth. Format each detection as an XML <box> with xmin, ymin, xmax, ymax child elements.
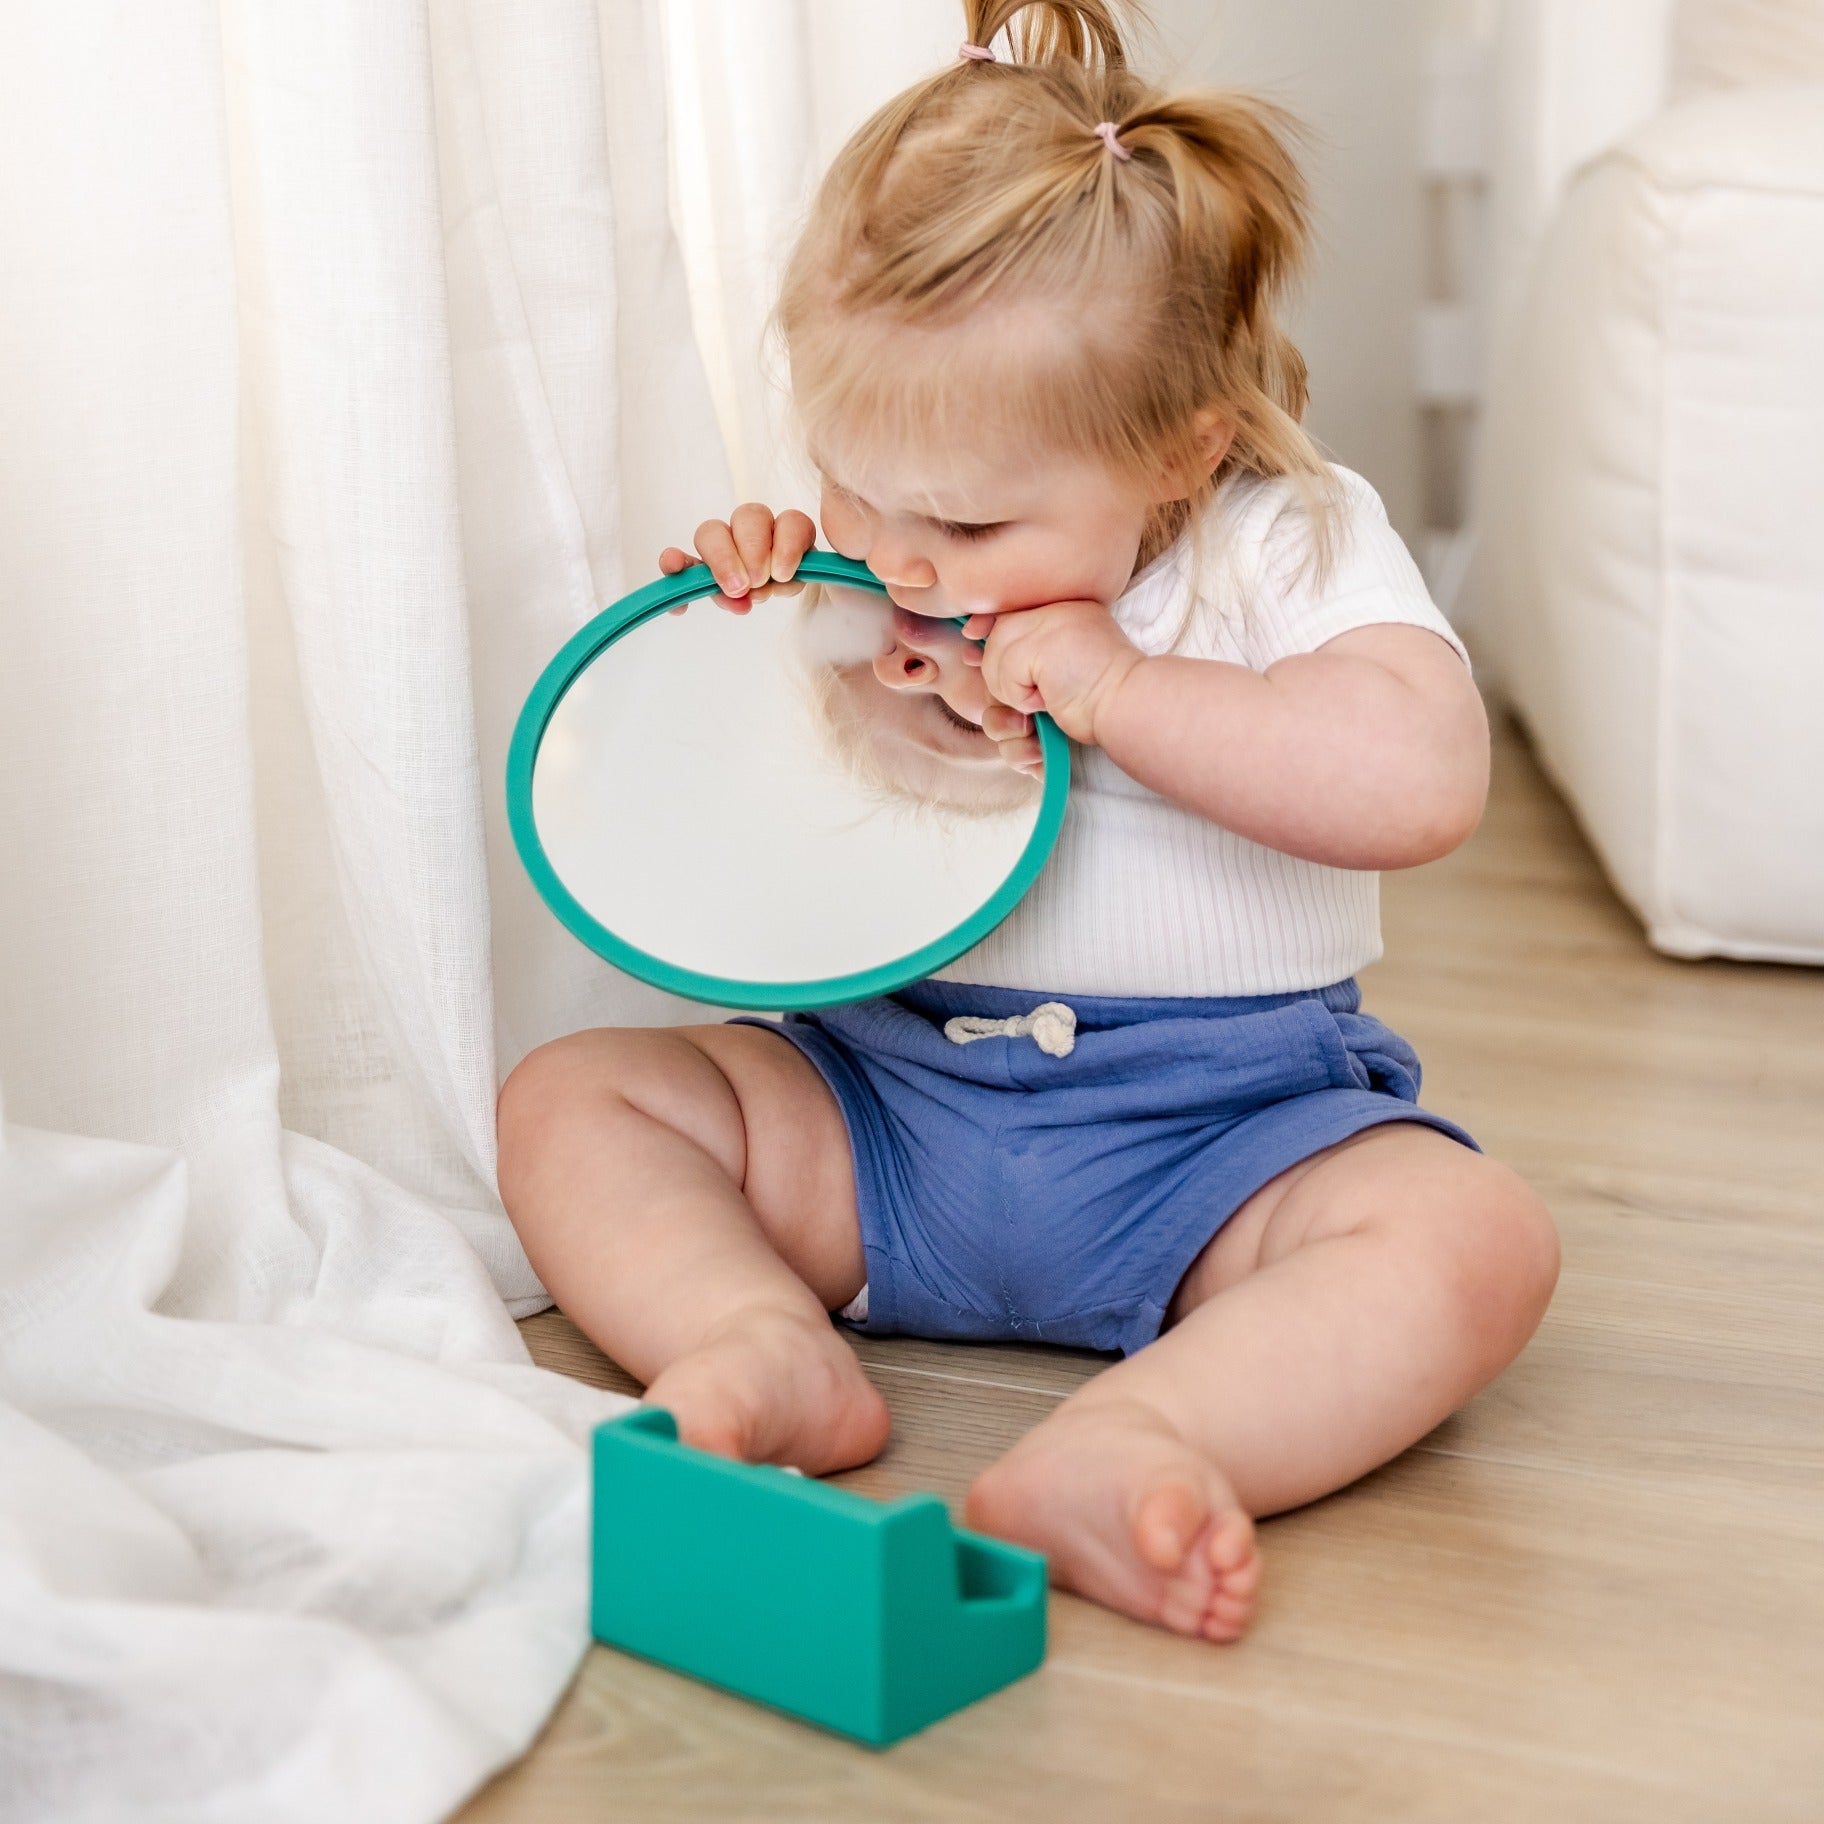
<box><xmin>890</xmin><ymin>600</ymin><xmax>954</xmax><ymax>640</ymax></box>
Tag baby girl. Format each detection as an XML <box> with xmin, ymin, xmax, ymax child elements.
<box><xmin>498</xmin><ymin>0</ymin><xmax>1559</xmax><ymax>1643</ymax></box>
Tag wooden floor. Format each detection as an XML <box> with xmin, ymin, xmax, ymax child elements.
<box><xmin>466</xmin><ymin>719</ymin><xmax>1824</xmax><ymax>1824</ymax></box>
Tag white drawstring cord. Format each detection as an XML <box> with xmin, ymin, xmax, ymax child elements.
<box><xmin>942</xmin><ymin>1001</ymin><xmax>1078</xmax><ymax>1058</ymax></box>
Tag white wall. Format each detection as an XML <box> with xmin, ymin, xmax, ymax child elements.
<box><xmin>1149</xmin><ymin>0</ymin><xmax>1431</xmax><ymax>538</ymax></box>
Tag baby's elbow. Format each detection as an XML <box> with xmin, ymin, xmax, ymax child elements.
<box><xmin>1417</xmin><ymin>774</ymin><xmax>1486</xmax><ymax>862</ymax></box>
<box><xmin>1401</xmin><ymin>691</ymin><xmax>1491</xmax><ymax>863</ymax></box>
<box><xmin>1353</xmin><ymin>652</ymin><xmax>1490</xmax><ymax>867</ymax></box>
<box><xmin>1381</xmin><ymin>755</ymin><xmax>1487</xmax><ymax>868</ymax></box>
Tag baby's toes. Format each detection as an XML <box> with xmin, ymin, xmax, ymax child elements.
<box><xmin>1206</xmin><ymin>1503</ymin><xmax>1257</xmax><ymax>1577</ymax></box>
<box><xmin>1200</xmin><ymin>1513</ymin><xmax>1261</xmax><ymax>1642</ymax></box>
<box><xmin>1133</xmin><ymin>1480</ymin><xmax>1208</xmax><ymax>1574</ymax></box>
<box><xmin>1202</xmin><ymin>1578</ymin><xmax>1257</xmax><ymax>1642</ymax></box>
<box><xmin>1134</xmin><ymin>1481</ymin><xmax>1234</xmax><ymax>1639</ymax></box>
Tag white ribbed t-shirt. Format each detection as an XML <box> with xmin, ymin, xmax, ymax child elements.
<box><xmin>935</xmin><ymin>465</ymin><xmax>1469</xmax><ymax>999</ymax></box>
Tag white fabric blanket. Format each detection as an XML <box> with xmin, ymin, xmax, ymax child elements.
<box><xmin>0</xmin><ymin>1116</ymin><xmax>620</xmax><ymax>1822</ymax></box>
<box><xmin>0</xmin><ymin>0</ymin><xmax>737</xmax><ymax>1816</ymax></box>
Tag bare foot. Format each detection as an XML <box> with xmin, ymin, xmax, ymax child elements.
<box><xmin>964</xmin><ymin>1398</ymin><xmax>1261</xmax><ymax>1642</ymax></box>
<box><xmin>641</xmin><ymin>1303</ymin><xmax>891</xmax><ymax>1478</ymax></box>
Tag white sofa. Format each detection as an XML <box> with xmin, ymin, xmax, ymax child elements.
<box><xmin>1473</xmin><ymin>17</ymin><xmax>1824</xmax><ymax>965</ymax></box>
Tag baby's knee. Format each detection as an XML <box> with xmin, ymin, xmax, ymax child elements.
<box><xmin>497</xmin><ymin>1031</ymin><xmax>604</xmax><ymax>1193</ymax></box>
<box><xmin>1436</xmin><ymin>1159</ymin><xmax>1560</xmax><ymax>1369</ymax></box>
<box><xmin>496</xmin><ymin>1026</ymin><xmax>742</xmax><ymax>1200</ymax></box>
<box><xmin>496</xmin><ymin>1029</ymin><xmax>660</xmax><ymax>1184</ymax></box>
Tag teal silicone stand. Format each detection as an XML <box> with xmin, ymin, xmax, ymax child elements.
<box><xmin>591</xmin><ymin>1407</ymin><xmax>1048</xmax><ymax>1746</ymax></box>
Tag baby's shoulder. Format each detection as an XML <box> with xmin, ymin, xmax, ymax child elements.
<box><xmin>1118</xmin><ymin>466</ymin><xmax>1424</xmax><ymax>663</ymax></box>
<box><xmin>1183</xmin><ymin>465</ymin><xmax>1444</xmax><ymax>667</ymax></box>
<box><xmin>1215</xmin><ymin>463</ymin><xmax>1395</xmax><ymax>577</ymax></box>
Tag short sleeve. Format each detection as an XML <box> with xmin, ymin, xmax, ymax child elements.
<box><xmin>1239</xmin><ymin>468</ymin><xmax>1470</xmax><ymax>670</ymax></box>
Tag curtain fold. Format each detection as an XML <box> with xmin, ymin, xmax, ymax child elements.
<box><xmin>0</xmin><ymin>1</ymin><xmax>731</xmax><ymax>1816</ymax></box>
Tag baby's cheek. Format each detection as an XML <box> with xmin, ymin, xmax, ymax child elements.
<box><xmin>941</xmin><ymin>664</ymin><xmax>993</xmax><ymax>723</ymax></box>
<box><xmin>943</xmin><ymin>551</ymin><xmax>1007</xmax><ymax>617</ymax></box>
<box><xmin>820</xmin><ymin>491</ymin><xmax>869</xmax><ymax>561</ymax></box>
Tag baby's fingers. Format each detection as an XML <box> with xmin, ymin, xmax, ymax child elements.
<box><xmin>659</xmin><ymin>545</ymin><xmax>696</xmax><ymax>612</ymax></box>
<box><xmin>982</xmin><ymin>701</ymin><xmax>1043</xmax><ymax>774</ymax></box>
<box><xmin>980</xmin><ymin>702</ymin><xmax>1033</xmax><ymax>744</ymax></box>
<box><xmin>981</xmin><ymin>664</ymin><xmax>1046</xmax><ymax>717</ymax></box>
<box><xmin>692</xmin><ymin>517</ymin><xmax>753</xmax><ymax>609</ymax></box>
<box><xmin>995</xmin><ymin>732</ymin><xmax>1044</xmax><ymax>776</ymax></box>
<box><xmin>729</xmin><ymin>503</ymin><xmax>779</xmax><ymax>598</ymax></box>
<box><xmin>659</xmin><ymin>512</ymin><xmax>815</xmax><ymax>616</ymax></box>
<box><xmin>770</xmin><ymin>508</ymin><xmax>817</xmax><ymax>583</ymax></box>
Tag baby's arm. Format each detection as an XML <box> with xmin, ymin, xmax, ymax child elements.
<box><xmin>659</xmin><ymin>504</ymin><xmax>817</xmax><ymax>612</ymax></box>
<box><xmin>970</xmin><ymin>606</ymin><xmax>1488</xmax><ymax>870</ymax></box>
<box><xmin>1102</xmin><ymin>623</ymin><xmax>1488</xmax><ymax>868</ymax></box>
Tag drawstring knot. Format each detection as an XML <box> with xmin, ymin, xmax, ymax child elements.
<box><xmin>943</xmin><ymin>1001</ymin><xmax>1077</xmax><ymax>1058</ymax></box>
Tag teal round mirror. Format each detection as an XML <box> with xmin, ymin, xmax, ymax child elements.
<box><xmin>506</xmin><ymin>552</ymin><xmax>1069</xmax><ymax>1010</ymax></box>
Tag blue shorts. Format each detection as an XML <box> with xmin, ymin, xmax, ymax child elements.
<box><xmin>735</xmin><ymin>978</ymin><xmax>1476</xmax><ymax>1357</ymax></box>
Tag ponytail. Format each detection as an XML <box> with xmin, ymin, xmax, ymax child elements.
<box><xmin>961</xmin><ymin>0</ymin><xmax>1132</xmax><ymax>70</ymax></box>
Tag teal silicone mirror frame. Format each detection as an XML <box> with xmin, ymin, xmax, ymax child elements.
<box><xmin>506</xmin><ymin>551</ymin><xmax>1070</xmax><ymax>1011</ymax></box>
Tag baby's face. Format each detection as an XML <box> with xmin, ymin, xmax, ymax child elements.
<box><xmin>813</xmin><ymin>439</ymin><xmax>1154</xmax><ymax>627</ymax></box>
<box><xmin>797</xmin><ymin>429</ymin><xmax>1158</xmax><ymax>812</ymax></box>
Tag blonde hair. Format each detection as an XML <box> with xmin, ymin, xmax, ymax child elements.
<box><xmin>776</xmin><ymin>0</ymin><xmax>1333</xmax><ymax>566</ymax></box>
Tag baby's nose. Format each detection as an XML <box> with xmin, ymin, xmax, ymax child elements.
<box><xmin>870</xmin><ymin>546</ymin><xmax>938</xmax><ymax>592</ymax></box>
<box><xmin>872</xmin><ymin>641</ymin><xmax>939</xmax><ymax>691</ymax></box>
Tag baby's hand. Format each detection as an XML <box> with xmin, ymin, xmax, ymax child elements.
<box><xmin>660</xmin><ymin>505</ymin><xmax>817</xmax><ymax>614</ymax></box>
<box><xmin>963</xmin><ymin>600</ymin><xmax>1144</xmax><ymax>747</ymax></box>
<box><xmin>979</xmin><ymin>702</ymin><xmax>1045</xmax><ymax>777</ymax></box>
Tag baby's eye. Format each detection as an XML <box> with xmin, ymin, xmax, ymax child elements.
<box><xmin>933</xmin><ymin>518</ymin><xmax>1006</xmax><ymax>543</ymax></box>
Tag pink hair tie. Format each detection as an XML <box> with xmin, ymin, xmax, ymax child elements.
<box><xmin>957</xmin><ymin>42</ymin><xmax>995</xmax><ymax>62</ymax></box>
<box><xmin>1093</xmin><ymin>120</ymin><xmax>1132</xmax><ymax>162</ymax></box>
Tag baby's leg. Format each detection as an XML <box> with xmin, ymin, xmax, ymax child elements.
<box><xmin>965</xmin><ymin>1125</ymin><xmax>1559</xmax><ymax>1640</ymax></box>
<box><xmin>496</xmin><ymin>1025</ymin><xmax>888</xmax><ymax>1475</ymax></box>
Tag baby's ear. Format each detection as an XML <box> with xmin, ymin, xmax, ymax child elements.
<box><xmin>1190</xmin><ymin>408</ymin><xmax>1236</xmax><ymax>474</ymax></box>
<box><xmin>1147</xmin><ymin>410</ymin><xmax>1235</xmax><ymax>502</ymax></box>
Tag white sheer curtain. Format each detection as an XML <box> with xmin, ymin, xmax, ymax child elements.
<box><xmin>0</xmin><ymin>0</ymin><xmax>735</xmax><ymax>1816</ymax></box>
<box><xmin>660</xmin><ymin>0</ymin><xmax>957</xmax><ymax>502</ymax></box>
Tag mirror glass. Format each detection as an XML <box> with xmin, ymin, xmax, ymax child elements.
<box><xmin>514</xmin><ymin>559</ymin><xmax>1067</xmax><ymax>1008</ymax></box>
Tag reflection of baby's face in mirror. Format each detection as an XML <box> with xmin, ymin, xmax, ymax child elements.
<box><xmin>794</xmin><ymin>589</ymin><xmax>1039</xmax><ymax>817</ymax></box>
<box><xmin>872</xmin><ymin>603</ymin><xmax>996</xmax><ymax>737</ymax></box>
